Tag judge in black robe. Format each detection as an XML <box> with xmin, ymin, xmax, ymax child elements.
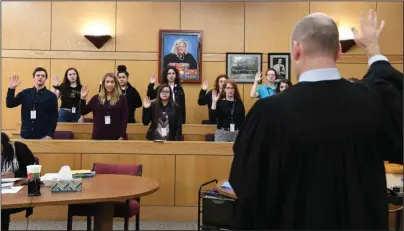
<box><xmin>229</xmin><ymin>55</ymin><xmax>402</xmax><ymax>230</ymax></box>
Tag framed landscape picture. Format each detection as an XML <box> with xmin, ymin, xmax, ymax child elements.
<box><xmin>268</xmin><ymin>53</ymin><xmax>291</xmax><ymax>80</ymax></box>
<box><xmin>226</xmin><ymin>52</ymin><xmax>262</xmax><ymax>83</ymax></box>
<box><xmin>158</xmin><ymin>30</ymin><xmax>203</xmax><ymax>84</ymax></box>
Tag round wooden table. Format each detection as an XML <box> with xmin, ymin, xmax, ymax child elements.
<box><xmin>216</xmin><ymin>179</ymin><xmax>237</xmax><ymax>199</ymax></box>
<box><xmin>2</xmin><ymin>174</ymin><xmax>159</xmax><ymax>230</ymax></box>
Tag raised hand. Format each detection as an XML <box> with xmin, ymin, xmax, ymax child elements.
<box><xmin>9</xmin><ymin>75</ymin><xmax>21</xmax><ymax>89</ymax></box>
<box><xmin>143</xmin><ymin>96</ymin><xmax>151</xmax><ymax>108</ymax></box>
<box><xmin>52</xmin><ymin>76</ymin><xmax>61</xmax><ymax>87</ymax></box>
<box><xmin>81</xmin><ymin>85</ymin><xmax>89</xmax><ymax>99</ymax></box>
<box><xmin>202</xmin><ymin>80</ymin><xmax>209</xmax><ymax>90</ymax></box>
<box><xmin>150</xmin><ymin>74</ymin><xmax>156</xmax><ymax>84</ymax></box>
<box><xmin>212</xmin><ymin>89</ymin><xmax>220</xmax><ymax>103</ymax></box>
<box><xmin>254</xmin><ymin>72</ymin><xmax>262</xmax><ymax>83</ymax></box>
<box><xmin>352</xmin><ymin>9</ymin><xmax>385</xmax><ymax>56</ymax></box>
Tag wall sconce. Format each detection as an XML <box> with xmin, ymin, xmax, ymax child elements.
<box><xmin>340</xmin><ymin>39</ymin><xmax>356</xmax><ymax>53</ymax></box>
<box><xmin>84</xmin><ymin>35</ymin><xmax>112</xmax><ymax>49</ymax></box>
<box><xmin>82</xmin><ymin>22</ymin><xmax>112</xmax><ymax>49</ymax></box>
<box><xmin>338</xmin><ymin>25</ymin><xmax>356</xmax><ymax>53</ymax></box>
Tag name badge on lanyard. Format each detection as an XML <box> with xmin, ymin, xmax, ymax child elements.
<box><xmin>230</xmin><ymin>101</ymin><xmax>235</xmax><ymax>132</ymax></box>
<box><xmin>72</xmin><ymin>107</ymin><xmax>76</xmax><ymax>114</ymax></box>
<box><xmin>105</xmin><ymin>116</ymin><xmax>111</xmax><ymax>124</ymax></box>
<box><xmin>31</xmin><ymin>90</ymin><xmax>37</xmax><ymax>119</ymax></box>
<box><xmin>105</xmin><ymin>100</ymin><xmax>111</xmax><ymax>125</ymax></box>
<box><xmin>30</xmin><ymin>110</ymin><xmax>37</xmax><ymax>119</ymax></box>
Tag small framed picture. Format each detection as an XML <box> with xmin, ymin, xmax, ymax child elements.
<box><xmin>158</xmin><ymin>30</ymin><xmax>203</xmax><ymax>84</ymax></box>
<box><xmin>226</xmin><ymin>52</ymin><xmax>262</xmax><ymax>83</ymax></box>
<box><xmin>268</xmin><ymin>53</ymin><xmax>291</xmax><ymax>80</ymax></box>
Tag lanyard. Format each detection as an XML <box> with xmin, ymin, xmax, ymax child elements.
<box><xmin>104</xmin><ymin>100</ymin><xmax>112</xmax><ymax>115</ymax></box>
<box><xmin>30</xmin><ymin>88</ymin><xmax>38</xmax><ymax>110</ymax></box>
<box><xmin>229</xmin><ymin>100</ymin><xmax>236</xmax><ymax>123</ymax></box>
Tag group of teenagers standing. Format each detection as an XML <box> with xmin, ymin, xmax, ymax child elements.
<box><xmin>6</xmin><ymin>64</ymin><xmax>291</xmax><ymax>142</ymax></box>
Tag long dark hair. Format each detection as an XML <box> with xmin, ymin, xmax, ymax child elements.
<box><xmin>1</xmin><ymin>132</ymin><xmax>13</xmax><ymax>162</ymax></box>
<box><xmin>276</xmin><ymin>79</ymin><xmax>292</xmax><ymax>93</ymax></box>
<box><xmin>214</xmin><ymin>74</ymin><xmax>229</xmax><ymax>91</ymax></box>
<box><xmin>162</xmin><ymin>66</ymin><xmax>181</xmax><ymax>86</ymax></box>
<box><xmin>60</xmin><ymin>67</ymin><xmax>82</xmax><ymax>87</ymax></box>
<box><xmin>153</xmin><ymin>84</ymin><xmax>175</xmax><ymax>126</ymax></box>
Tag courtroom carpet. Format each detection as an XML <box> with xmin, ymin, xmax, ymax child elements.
<box><xmin>10</xmin><ymin>220</ymin><xmax>198</xmax><ymax>230</ymax></box>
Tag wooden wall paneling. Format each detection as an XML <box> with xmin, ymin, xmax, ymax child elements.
<box><xmin>180</xmin><ymin>2</ymin><xmax>245</xmax><ymax>53</ymax></box>
<box><xmin>1</xmin><ymin>58</ymin><xmax>51</xmax><ymax>130</ymax></box>
<box><xmin>81</xmin><ymin>154</ymin><xmax>175</xmax><ymax>205</ymax></box>
<box><xmin>175</xmin><ymin>155</ymin><xmax>233</xmax><ymax>206</ymax></box>
<box><xmin>35</xmin><ymin>154</ymin><xmax>82</xmax><ymax>174</ymax></box>
<box><xmin>1</xmin><ymin>2</ymin><xmax>51</xmax><ymax>50</ymax></box>
<box><xmin>51</xmin><ymin>2</ymin><xmax>116</xmax><ymax>51</ymax></box>
<box><xmin>392</xmin><ymin>64</ymin><xmax>403</xmax><ymax>73</ymax></box>
<box><xmin>377</xmin><ymin>2</ymin><xmax>403</xmax><ymax>55</ymax></box>
<box><xmin>116</xmin><ymin>2</ymin><xmax>181</xmax><ymax>52</ymax></box>
<box><xmin>245</xmin><ymin>2</ymin><xmax>310</xmax><ymax>53</ymax></box>
<box><xmin>336</xmin><ymin>63</ymin><xmax>370</xmax><ymax>79</ymax></box>
<box><xmin>309</xmin><ymin>2</ymin><xmax>377</xmax><ymax>55</ymax></box>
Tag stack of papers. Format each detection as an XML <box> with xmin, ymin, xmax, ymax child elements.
<box><xmin>1</xmin><ymin>178</ymin><xmax>23</xmax><ymax>183</ymax></box>
<box><xmin>72</xmin><ymin>170</ymin><xmax>95</xmax><ymax>178</ymax></box>
<box><xmin>221</xmin><ymin>181</ymin><xmax>233</xmax><ymax>190</ymax></box>
<box><xmin>2</xmin><ymin>179</ymin><xmax>23</xmax><ymax>194</ymax></box>
<box><xmin>2</xmin><ymin>186</ymin><xmax>23</xmax><ymax>194</ymax></box>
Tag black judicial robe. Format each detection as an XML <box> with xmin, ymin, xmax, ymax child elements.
<box><xmin>229</xmin><ymin>60</ymin><xmax>403</xmax><ymax>230</ymax></box>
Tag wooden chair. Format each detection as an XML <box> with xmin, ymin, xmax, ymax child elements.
<box><xmin>67</xmin><ymin>162</ymin><xmax>143</xmax><ymax>230</ymax></box>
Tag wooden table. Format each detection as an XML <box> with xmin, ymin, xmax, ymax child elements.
<box><xmin>2</xmin><ymin>174</ymin><xmax>159</xmax><ymax>230</ymax></box>
<box><xmin>216</xmin><ymin>179</ymin><xmax>237</xmax><ymax>199</ymax></box>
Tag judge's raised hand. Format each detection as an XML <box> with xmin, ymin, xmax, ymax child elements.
<box><xmin>212</xmin><ymin>90</ymin><xmax>220</xmax><ymax>103</ymax></box>
<box><xmin>9</xmin><ymin>75</ymin><xmax>21</xmax><ymax>89</ymax></box>
<box><xmin>150</xmin><ymin>74</ymin><xmax>156</xmax><ymax>84</ymax></box>
<box><xmin>254</xmin><ymin>72</ymin><xmax>262</xmax><ymax>83</ymax></box>
<box><xmin>52</xmin><ymin>76</ymin><xmax>61</xmax><ymax>87</ymax></box>
<box><xmin>80</xmin><ymin>86</ymin><xmax>89</xmax><ymax>99</ymax></box>
<box><xmin>202</xmin><ymin>80</ymin><xmax>209</xmax><ymax>90</ymax></box>
<box><xmin>352</xmin><ymin>9</ymin><xmax>385</xmax><ymax>56</ymax></box>
<box><xmin>143</xmin><ymin>97</ymin><xmax>151</xmax><ymax>108</ymax></box>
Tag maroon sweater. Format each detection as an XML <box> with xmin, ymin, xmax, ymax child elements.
<box><xmin>80</xmin><ymin>95</ymin><xmax>128</xmax><ymax>140</ymax></box>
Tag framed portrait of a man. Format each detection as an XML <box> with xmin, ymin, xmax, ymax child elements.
<box><xmin>158</xmin><ymin>30</ymin><xmax>203</xmax><ymax>84</ymax></box>
<box><xmin>268</xmin><ymin>53</ymin><xmax>291</xmax><ymax>80</ymax></box>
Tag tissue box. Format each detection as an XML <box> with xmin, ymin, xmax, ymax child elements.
<box><xmin>51</xmin><ymin>178</ymin><xmax>82</xmax><ymax>192</ymax></box>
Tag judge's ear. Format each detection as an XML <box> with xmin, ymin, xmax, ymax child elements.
<box><xmin>336</xmin><ymin>42</ymin><xmax>342</xmax><ymax>61</ymax></box>
<box><xmin>292</xmin><ymin>41</ymin><xmax>301</xmax><ymax>61</ymax></box>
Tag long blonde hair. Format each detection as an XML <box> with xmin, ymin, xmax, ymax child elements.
<box><xmin>98</xmin><ymin>73</ymin><xmax>122</xmax><ymax>106</ymax></box>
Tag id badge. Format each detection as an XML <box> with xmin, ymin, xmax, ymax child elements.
<box><xmin>30</xmin><ymin>110</ymin><xmax>36</xmax><ymax>119</ymax></box>
<box><xmin>230</xmin><ymin>123</ymin><xmax>235</xmax><ymax>132</ymax></box>
<box><xmin>72</xmin><ymin>107</ymin><xmax>76</xmax><ymax>114</ymax></box>
<box><xmin>105</xmin><ymin>116</ymin><xmax>111</xmax><ymax>125</ymax></box>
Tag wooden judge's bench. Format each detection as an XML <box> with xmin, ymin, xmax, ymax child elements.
<box><xmin>6</xmin><ymin>122</ymin><xmax>403</xmax><ymax>226</ymax></box>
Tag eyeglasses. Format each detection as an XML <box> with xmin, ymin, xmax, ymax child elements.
<box><xmin>161</xmin><ymin>91</ymin><xmax>170</xmax><ymax>94</ymax></box>
<box><xmin>225</xmin><ymin>87</ymin><xmax>235</xmax><ymax>90</ymax></box>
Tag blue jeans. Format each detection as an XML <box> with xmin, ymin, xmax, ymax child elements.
<box><xmin>58</xmin><ymin>108</ymin><xmax>81</xmax><ymax>122</ymax></box>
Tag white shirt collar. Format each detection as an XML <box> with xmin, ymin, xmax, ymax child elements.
<box><xmin>298</xmin><ymin>68</ymin><xmax>342</xmax><ymax>82</ymax></box>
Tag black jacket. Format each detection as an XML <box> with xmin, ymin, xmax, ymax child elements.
<box><xmin>147</xmin><ymin>83</ymin><xmax>186</xmax><ymax>124</ymax></box>
<box><xmin>6</xmin><ymin>87</ymin><xmax>58</xmax><ymax>139</ymax></box>
<box><xmin>142</xmin><ymin>102</ymin><xmax>182</xmax><ymax>141</ymax></box>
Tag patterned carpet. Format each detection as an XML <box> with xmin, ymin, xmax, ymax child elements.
<box><xmin>10</xmin><ymin>220</ymin><xmax>198</xmax><ymax>230</ymax></box>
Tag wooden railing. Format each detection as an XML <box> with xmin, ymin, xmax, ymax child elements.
<box><xmin>12</xmin><ymin>122</ymin><xmax>217</xmax><ymax>141</ymax></box>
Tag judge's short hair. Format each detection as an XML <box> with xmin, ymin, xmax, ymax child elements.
<box><xmin>291</xmin><ymin>13</ymin><xmax>339</xmax><ymax>58</ymax></box>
